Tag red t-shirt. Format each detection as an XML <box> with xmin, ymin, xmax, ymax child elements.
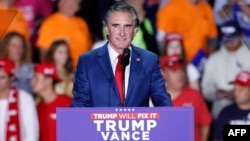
<box><xmin>173</xmin><ymin>86</ymin><xmax>212</xmax><ymax>141</ymax></box>
<box><xmin>37</xmin><ymin>95</ymin><xmax>71</xmax><ymax>141</ymax></box>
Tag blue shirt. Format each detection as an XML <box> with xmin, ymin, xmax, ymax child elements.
<box><xmin>213</xmin><ymin>103</ymin><xmax>250</xmax><ymax>140</ymax></box>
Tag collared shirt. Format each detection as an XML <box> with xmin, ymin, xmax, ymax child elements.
<box><xmin>108</xmin><ymin>44</ymin><xmax>131</xmax><ymax>97</ymax></box>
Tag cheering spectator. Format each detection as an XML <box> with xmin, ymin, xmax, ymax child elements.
<box><xmin>0</xmin><ymin>32</ymin><xmax>34</xmax><ymax>94</ymax></box>
<box><xmin>0</xmin><ymin>58</ymin><xmax>38</xmax><ymax>141</ymax></box>
<box><xmin>46</xmin><ymin>40</ymin><xmax>74</xmax><ymax>98</ymax></box>
<box><xmin>36</xmin><ymin>0</ymin><xmax>92</xmax><ymax>67</ymax></box>
<box><xmin>202</xmin><ymin>20</ymin><xmax>250</xmax><ymax>119</ymax></box>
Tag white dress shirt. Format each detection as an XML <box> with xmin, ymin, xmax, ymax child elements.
<box><xmin>108</xmin><ymin>44</ymin><xmax>131</xmax><ymax>98</ymax></box>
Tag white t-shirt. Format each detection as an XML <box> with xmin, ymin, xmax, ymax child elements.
<box><xmin>0</xmin><ymin>89</ymin><xmax>39</xmax><ymax>141</ymax></box>
<box><xmin>187</xmin><ymin>63</ymin><xmax>200</xmax><ymax>83</ymax></box>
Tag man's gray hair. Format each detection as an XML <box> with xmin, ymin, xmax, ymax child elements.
<box><xmin>103</xmin><ymin>1</ymin><xmax>140</xmax><ymax>27</ymax></box>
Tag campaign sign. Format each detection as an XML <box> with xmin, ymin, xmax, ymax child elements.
<box><xmin>57</xmin><ymin>107</ymin><xmax>194</xmax><ymax>141</ymax></box>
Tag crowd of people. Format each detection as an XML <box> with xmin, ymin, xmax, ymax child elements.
<box><xmin>1</xmin><ymin>0</ymin><xmax>250</xmax><ymax>141</ymax></box>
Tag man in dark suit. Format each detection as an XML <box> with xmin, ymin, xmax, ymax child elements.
<box><xmin>71</xmin><ymin>1</ymin><xmax>172</xmax><ymax>107</ymax></box>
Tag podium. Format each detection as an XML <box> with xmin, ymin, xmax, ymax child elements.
<box><xmin>57</xmin><ymin>107</ymin><xmax>194</xmax><ymax>141</ymax></box>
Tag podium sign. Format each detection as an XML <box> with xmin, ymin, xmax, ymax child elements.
<box><xmin>57</xmin><ymin>107</ymin><xmax>194</xmax><ymax>141</ymax></box>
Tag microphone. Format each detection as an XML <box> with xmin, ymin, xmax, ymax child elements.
<box><xmin>121</xmin><ymin>48</ymin><xmax>130</xmax><ymax>107</ymax></box>
<box><xmin>121</xmin><ymin>48</ymin><xmax>130</xmax><ymax>67</ymax></box>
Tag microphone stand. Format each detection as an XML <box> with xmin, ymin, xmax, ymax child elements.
<box><xmin>122</xmin><ymin>66</ymin><xmax>126</xmax><ymax>107</ymax></box>
<box><xmin>121</xmin><ymin>48</ymin><xmax>130</xmax><ymax>107</ymax></box>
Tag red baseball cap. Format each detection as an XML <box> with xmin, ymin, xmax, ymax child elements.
<box><xmin>160</xmin><ymin>55</ymin><xmax>183</xmax><ymax>71</ymax></box>
<box><xmin>0</xmin><ymin>58</ymin><xmax>15</xmax><ymax>75</ymax></box>
<box><xmin>230</xmin><ymin>71</ymin><xmax>250</xmax><ymax>86</ymax></box>
<box><xmin>165</xmin><ymin>33</ymin><xmax>183</xmax><ymax>45</ymax></box>
<box><xmin>34</xmin><ymin>62</ymin><xmax>62</xmax><ymax>82</ymax></box>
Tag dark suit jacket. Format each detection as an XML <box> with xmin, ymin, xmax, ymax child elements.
<box><xmin>71</xmin><ymin>42</ymin><xmax>172</xmax><ymax>107</ymax></box>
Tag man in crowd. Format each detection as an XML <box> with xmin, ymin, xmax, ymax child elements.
<box><xmin>202</xmin><ymin>20</ymin><xmax>250</xmax><ymax>119</ymax></box>
<box><xmin>31</xmin><ymin>62</ymin><xmax>71</xmax><ymax>141</ymax></box>
<box><xmin>213</xmin><ymin>70</ymin><xmax>250</xmax><ymax>141</ymax></box>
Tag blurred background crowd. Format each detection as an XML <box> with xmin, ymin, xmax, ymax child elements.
<box><xmin>1</xmin><ymin>0</ymin><xmax>250</xmax><ymax>141</ymax></box>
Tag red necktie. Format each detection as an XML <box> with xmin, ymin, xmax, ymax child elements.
<box><xmin>115</xmin><ymin>55</ymin><xmax>124</xmax><ymax>104</ymax></box>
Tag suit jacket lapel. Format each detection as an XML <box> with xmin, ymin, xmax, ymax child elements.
<box><xmin>97</xmin><ymin>43</ymin><xmax>121</xmax><ymax>102</ymax></box>
<box><xmin>126</xmin><ymin>46</ymin><xmax>141</xmax><ymax>101</ymax></box>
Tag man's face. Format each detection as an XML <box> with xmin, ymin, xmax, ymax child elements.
<box><xmin>105</xmin><ymin>11</ymin><xmax>137</xmax><ymax>53</ymax></box>
<box><xmin>234</xmin><ymin>84</ymin><xmax>250</xmax><ymax>106</ymax></box>
<box><xmin>31</xmin><ymin>73</ymin><xmax>49</xmax><ymax>94</ymax></box>
<box><xmin>0</xmin><ymin>69</ymin><xmax>11</xmax><ymax>92</ymax></box>
<box><xmin>224</xmin><ymin>36</ymin><xmax>242</xmax><ymax>51</ymax></box>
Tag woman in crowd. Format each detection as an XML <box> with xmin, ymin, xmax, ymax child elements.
<box><xmin>163</xmin><ymin>32</ymin><xmax>201</xmax><ymax>91</ymax></box>
<box><xmin>46</xmin><ymin>39</ymin><xmax>74</xmax><ymax>97</ymax></box>
<box><xmin>0</xmin><ymin>32</ymin><xmax>34</xmax><ymax>94</ymax></box>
